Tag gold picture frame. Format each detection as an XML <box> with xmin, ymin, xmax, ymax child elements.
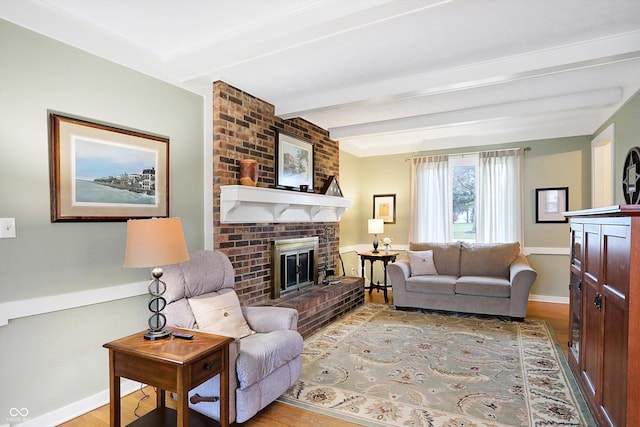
<box><xmin>373</xmin><ymin>194</ymin><xmax>396</xmax><ymax>224</ymax></box>
<box><xmin>49</xmin><ymin>113</ymin><xmax>169</xmax><ymax>222</ymax></box>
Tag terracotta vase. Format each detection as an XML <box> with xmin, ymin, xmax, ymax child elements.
<box><xmin>239</xmin><ymin>159</ymin><xmax>258</xmax><ymax>186</ymax></box>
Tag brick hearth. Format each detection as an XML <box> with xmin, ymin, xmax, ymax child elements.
<box><xmin>259</xmin><ymin>277</ymin><xmax>364</xmax><ymax>338</ymax></box>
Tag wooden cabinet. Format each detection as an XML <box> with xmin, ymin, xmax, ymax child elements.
<box><xmin>566</xmin><ymin>206</ymin><xmax>640</xmax><ymax>427</ymax></box>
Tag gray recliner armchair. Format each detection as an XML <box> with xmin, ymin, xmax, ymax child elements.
<box><xmin>161</xmin><ymin>250</ymin><xmax>303</xmax><ymax>424</ymax></box>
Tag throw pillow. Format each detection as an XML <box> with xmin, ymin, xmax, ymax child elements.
<box><xmin>407</xmin><ymin>250</ymin><xmax>439</xmax><ymax>276</ymax></box>
<box><xmin>188</xmin><ymin>290</ymin><xmax>255</xmax><ymax>339</ymax></box>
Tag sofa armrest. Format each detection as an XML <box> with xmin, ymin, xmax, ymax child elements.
<box><xmin>388</xmin><ymin>260</ymin><xmax>411</xmax><ymax>307</ymax></box>
<box><xmin>242</xmin><ymin>306</ymin><xmax>299</xmax><ymax>333</ymax></box>
<box><xmin>509</xmin><ymin>254</ymin><xmax>538</xmax><ymax>317</ymax></box>
<box><xmin>388</xmin><ymin>259</ymin><xmax>411</xmax><ymax>281</ymax></box>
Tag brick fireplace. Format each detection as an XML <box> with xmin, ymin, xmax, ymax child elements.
<box><xmin>212</xmin><ymin>81</ymin><xmax>363</xmax><ymax>335</ymax></box>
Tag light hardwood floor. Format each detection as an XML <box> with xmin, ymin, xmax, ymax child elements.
<box><xmin>59</xmin><ymin>291</ymin><xmax>569</xmax><ymax>427</ymax></box>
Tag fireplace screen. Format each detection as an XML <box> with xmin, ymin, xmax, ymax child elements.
<box><xmin>271</xmin><ymin>237</ymin><xmax>319</xmax><ymax>299</ymax></box>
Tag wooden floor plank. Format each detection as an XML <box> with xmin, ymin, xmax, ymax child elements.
<box><xmin>59</xmin><ymin>290</ymin><xmax>569</xmax><ymax>426</ymax></box>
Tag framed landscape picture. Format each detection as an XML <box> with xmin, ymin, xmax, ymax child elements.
<box><xmin>49</xmin><ymin>113</ymin><xmax>169</xmax><ymax>222</ymax></box>
<box><xmin>275</xmin><ymin>130</ymin><xmax>314</xmax><ymax>191</ymax></box>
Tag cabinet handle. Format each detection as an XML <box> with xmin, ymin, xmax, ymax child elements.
<box><xmin>593</xmin><ymin>293</ymin><xmax>603</xmax><ymax>311</ymax></box>
<box><xmin>578</xmin><ymin>280</ymin><xmax>582</xmax><ymax>291</ymax></box>
<box><xmin>204</xmin><ymin>363</ymin><xmax>212</xmax><ymax>371</ymax></box>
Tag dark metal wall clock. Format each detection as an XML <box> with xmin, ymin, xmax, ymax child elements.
<box><xmin>623</xmin><ymin>147</ymin><xmax>640</xmax><ymax>204</ymax></box>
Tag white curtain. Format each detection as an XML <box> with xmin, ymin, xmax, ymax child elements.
<box><xmin>410</xmin><ymin>155</ymin><xmax>451</xmax><ymax>242</ymax></box>
<box><xmin>476</xmin><ymin>148</ymin><xmax>524</xmax><ymax>244</ymax></box>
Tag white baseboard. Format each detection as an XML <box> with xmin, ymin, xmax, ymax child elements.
<box><xmin>15</xmin><ymin>380</ymin><xmax>142</xmax><ymax>427</ymax></box>
<box><xmin>529</xmin><ymin>294</ymin><xmax>569</xmax><ymax>304</ymax></box>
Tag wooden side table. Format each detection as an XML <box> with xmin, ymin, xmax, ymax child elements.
<box><xmin>104</xmin><ymin>329</ymin><xmax>233</xmax><ymax>427</ymax></box>
<box><xmin>358</xmin><ymin>251</ymin><xmax>399</xmax><ymax>303</ymax></box>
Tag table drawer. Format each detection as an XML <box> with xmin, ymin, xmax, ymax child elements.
<box><xmin>190</xmin><ymin>351</ymin><xmax>223</xmax><ymax>388</ymax></box>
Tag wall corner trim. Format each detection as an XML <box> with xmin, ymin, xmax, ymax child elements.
<box><xmin>0</xmin><ymin>281</ymin><xmax>148</xmax><ymax>327</ymax></box>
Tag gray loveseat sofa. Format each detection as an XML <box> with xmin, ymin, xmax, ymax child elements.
<box><xmin>387</xmin><ymin>242</ymin><xmax>537</xmax><ymax>319</ymax></box>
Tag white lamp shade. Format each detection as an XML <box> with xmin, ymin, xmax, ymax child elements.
<box><xmin>368</xmin><ymin>218</ymin><xmax>384</xmax><ymax>234</ymax></box>
<box><xmin>124</xmin><ymin>217</ymin><xmax>190</xmax><ymax>268</ymax></box>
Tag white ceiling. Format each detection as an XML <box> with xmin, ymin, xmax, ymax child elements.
<box><xmin>3</xmin><ymin>0</ymin><xmax>640</xmax><ymax>156</ymax></box>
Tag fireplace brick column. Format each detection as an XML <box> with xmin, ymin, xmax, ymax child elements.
<box><xmin>213</xmin><ymin>81</ymin><xmax>341</xmax><ymax>306</ymax></box>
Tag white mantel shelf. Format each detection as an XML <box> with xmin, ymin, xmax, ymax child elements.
<box><xmin>220</xmin><ymin>185</ymin><xmax>351</xmax><ymax>223</ymax></box>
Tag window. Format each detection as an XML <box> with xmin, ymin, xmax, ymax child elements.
<box><xmin>450</xmin><ymin>155</ymin><xmax>477</xmax><ymax>242</ymax></box>
<box><xmin>411</xmin><ymin>149</ymin><xmax>523</xmax><ymax>244</ymax></box>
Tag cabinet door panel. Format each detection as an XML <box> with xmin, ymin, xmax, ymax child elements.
<box><xmin>583</xmin><ymin>224</ymin><xmax>601</xmax><ymax>284</ymax></box>
<box><xmin>568</xmin><ymin>268</ymin><xmax>582</xmax><ymax>368</ymax></box>
<box><xmin>568</xmin><ymin>222</ymin><xmax>583</xmax><ymax>369</ymax></box>
<box><xmin>601</xmin><ymin>224</ymin><xmax>629</xmax><ymax>427</ymax></box>
<box><xmin>581</xmin><ymin>224</ymin><xmax>602</xmax><ymax>400</ymax></box>
<box><xmin>581</xmin><ymin>280</ymin><xmax>602</xmax><ymax>398</ymax></box>
<box><xmin>571</xmin><ymin>222</ymin><xmax>583</xmax><ymax>270</ymax></box>
<box><xmin>601</xmin><ymin>288</ymin><xmax>627</xmax><ymax>427</ymax></box>
<box><xmin>602</xmin><ymin>225</ymin><xmax>630</xmax><ymax>298</ymax></box>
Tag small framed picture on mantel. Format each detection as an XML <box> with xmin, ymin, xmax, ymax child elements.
<box><xmin>275</xmin><ymin>130</ymin><xmax>314</xmax><ymax>191</ymax></box>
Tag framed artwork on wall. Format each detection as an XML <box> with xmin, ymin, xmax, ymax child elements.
<box><xmin>373</xmin><ymin>193</ymin><xmax>396</xmax><ymax>224</ymax></box>
<box><xmin>275</xmin><ymin>130</ymin><xmax>314</xmax><ymax>191</ymax></box>
<box><xmin>535</xmin><ymin>187</ymin><xmax>568</xmax><ymax>223</ymax></box>
<box><xmin>49</xmin><ymin>113</ymin><xmax>169</xmax><ymax>222</ymax></box>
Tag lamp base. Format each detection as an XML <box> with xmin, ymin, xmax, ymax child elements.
<box><xmin>144</xmin><ymin>329</ymin><xmax>171</xmax><ymax>341</ymax></box>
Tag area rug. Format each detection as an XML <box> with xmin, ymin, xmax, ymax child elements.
<box><xmin>279</xmin><ymin>303</ymin><xmax>594</xmax><ymax>426</ymax></box>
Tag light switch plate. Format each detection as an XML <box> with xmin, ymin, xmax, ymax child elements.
<box><xmin>0</xmin><ymin>218</ymin><xmax>16</xmax><ymax>238</ymax></box>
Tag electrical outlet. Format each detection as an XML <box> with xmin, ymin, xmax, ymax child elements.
<box><xmin>0</xmin><ymin>218</ymin><xmax>16</xmax><ymax>238</ymax></box>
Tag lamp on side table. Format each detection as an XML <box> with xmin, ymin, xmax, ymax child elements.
<box><xmin>368</xmin><ymin>218</ymin><xmax>384</xmax><ymax>253</ymax></box>
<box><xmin>124</xmin><ymin>217</ymin><xmax>189</xmax><ymax>340</ymax></box>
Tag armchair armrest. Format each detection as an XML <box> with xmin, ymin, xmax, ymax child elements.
<box><xmin>242</xmin><ymin>306</ymin><xmax>299</xmax><ymax>333</ymax></box>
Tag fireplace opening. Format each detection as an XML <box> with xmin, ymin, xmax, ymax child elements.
<box><xmin>271</xmin><ymin>237</ymin><xmax>319</xmax><ymax>299</ymax></box>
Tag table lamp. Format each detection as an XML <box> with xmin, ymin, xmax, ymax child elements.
<box><xmin>124</xmin><ymin>217</ymin><xmax>190</xmax><ymax>340</ymax></box>
<box><xmin>368</xmin><ymin>219</ymin><xmax>384</xmax><ymax>253</ymax></box>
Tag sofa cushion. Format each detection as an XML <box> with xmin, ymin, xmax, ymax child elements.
<box><xmin>459</xmin><ymin>242</ymin><xmax>520</xmax><ymax>278</ymax></box>
<box><xmin>188</xmin><ymin>289</ymin><xmax>255</xmax><ymax>339</ymax></box>
<box><xmin>236</xmin><ymin>329</ymin><xmax>304</xmax><ymax>389</ymax></box>
<box><xmin>407</xmin><ymin>250</ymin><xmax>438</xmax><ymax>276</ymax></box>
<box><xmin>456</xmin><ymin>276</ymin><xmax>511</xmax><ymax>298</ymax></box>
<box><xmin>409</xmin><ymin>242</ymin><xmax>461</xmax><ymax>276</ymax></box>
<box><xmin>406</xmin><ymin>275</ymin><xmax>456</xmax><ymax>294</ymax></box>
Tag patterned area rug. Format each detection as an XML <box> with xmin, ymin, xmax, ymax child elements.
<box><xmin>279</xmin><ymin>303</ymin><xmax>594</xmax><ymax>426</ymax></box>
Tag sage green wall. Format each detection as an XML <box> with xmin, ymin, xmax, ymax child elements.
<box><xmin>337</xmin><ymin>151</ymin><xmax>362</xmax><ymax>247</ymax></box>
<box><xmin>339</xmin><ymin>152</ymin><xmax>409</xmax><ymax>246</ymax></box>
<box><xmin>599</xmin><ymin>89</ymin><xmax>640</xmax><ymax>204</ymax></box>
<box><xmin>340</xmin><ymin>137</ymin><xmax>592</xmax><ymax>299</ymax></box>
<box><xmin>0</xmin><ymin>20</ymin><xmax>204</xmax><ymax>421</ymax></box>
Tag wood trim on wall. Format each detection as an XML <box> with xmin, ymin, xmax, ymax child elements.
<box><xmin>0</xmin><ymin>281</ymin><xmax>147</xmax><ymax>326</ymax></box>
